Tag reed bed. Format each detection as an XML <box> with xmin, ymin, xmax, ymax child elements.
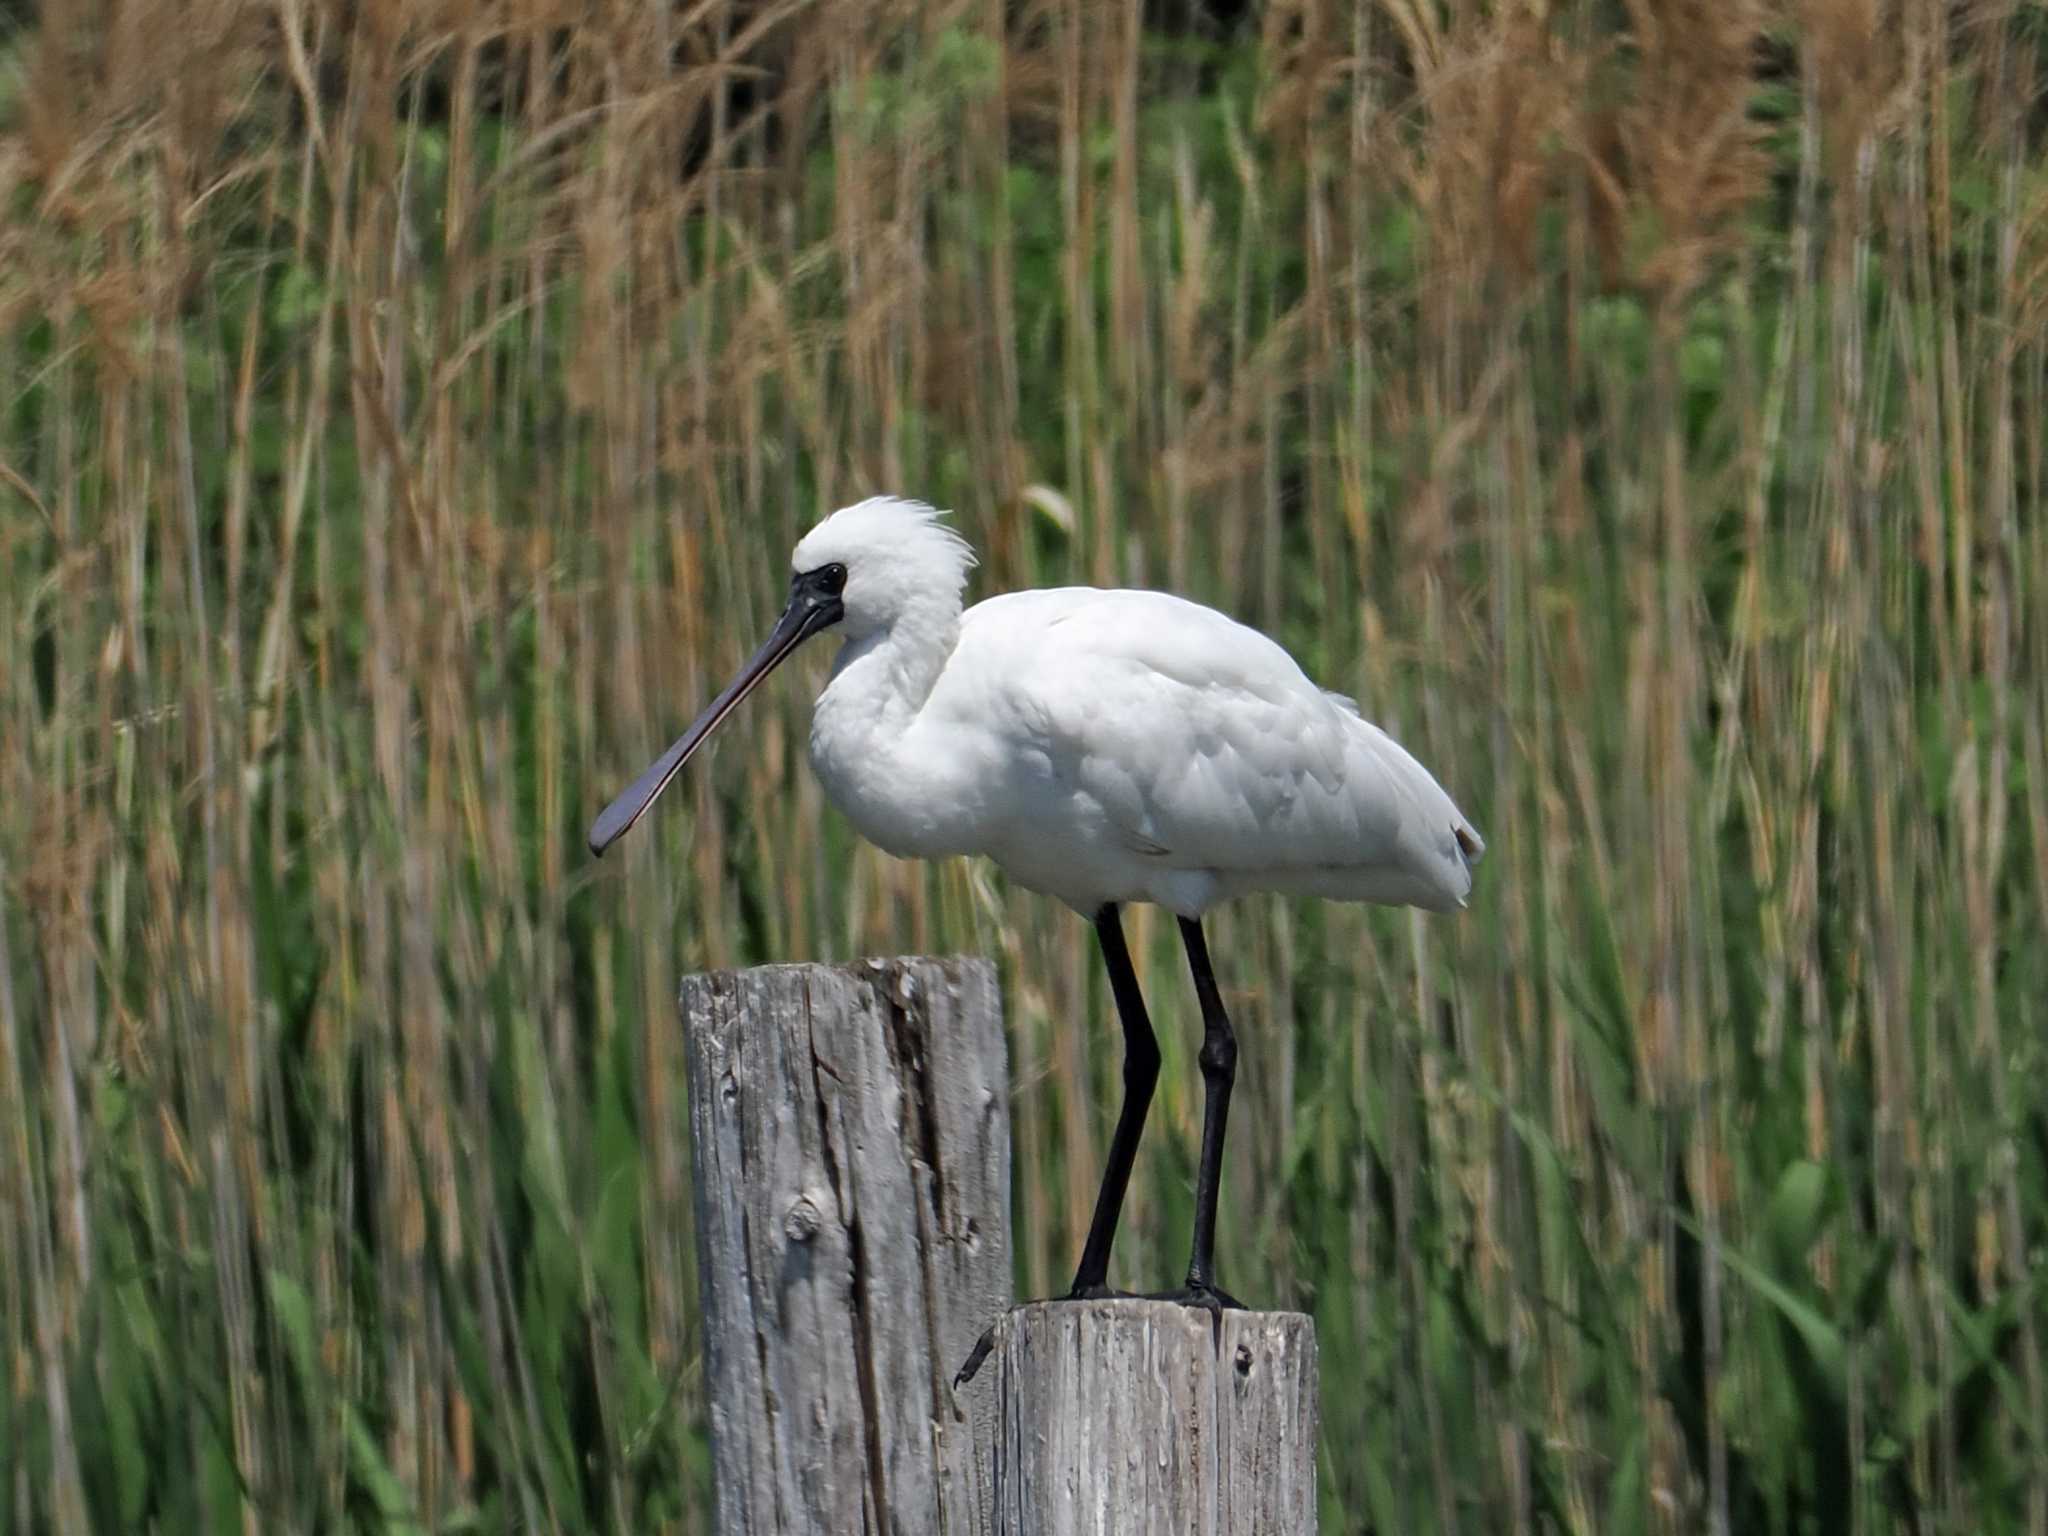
<box><xmin>1</xmin><ymin>0</ymin><xmax>2043</xmax><ymax>1530</ymax></box>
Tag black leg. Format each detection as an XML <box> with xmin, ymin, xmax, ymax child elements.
<box><xmin>1177</xmin><ymin>915</ymin><xmax>1240</xmax><ymax>1302</ymax></box>
<box><xmin>957</xmin><ymin>904</ymin><xmax>1161</xmax><ymax>1388</ymax></box>
<box><xmin>1067</xmin><ymin>903</ymin><xmax>1161</xmax><ymax>1296</ymax></box>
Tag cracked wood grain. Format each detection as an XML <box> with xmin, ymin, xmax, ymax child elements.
<box><xmin>683</xmin><ymin>957</ymin><xmax>1011</xmax><ymax>1536</ymax></box>
<box><xmin>991</xmin><ymin>1301</ymin><xmax>1320</xmax><ymax>1536</ymax></box>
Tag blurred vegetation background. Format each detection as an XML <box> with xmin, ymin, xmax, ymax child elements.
<box><xmin>2</xmin><ymin>0</ymin><xmax>2045</xmax><ymax>1531</ymax></box>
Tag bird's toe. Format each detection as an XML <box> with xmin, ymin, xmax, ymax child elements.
<box><xmin>1065</xmin><ymin>1282</ymin><xmax>1138</xmax><ymax>1303</ymax></box>
<box><xmin>1144</xmin><ymin>1280</ymin><xmax>1246</xmax><ymax>1312</ymax></box>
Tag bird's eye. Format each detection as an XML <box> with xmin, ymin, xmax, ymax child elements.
<box><xmin>818</xmin><ymin>563</ymin><xmax>848</xmax><ymax>596</ymax></box>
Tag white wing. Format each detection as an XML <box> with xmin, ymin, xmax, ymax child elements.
<box><xmin>950</xmin><ymin>589</ymin><xmax>1480</xmax><ymax>910</ymax></box>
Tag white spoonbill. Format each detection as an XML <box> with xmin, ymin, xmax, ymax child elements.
<box><xmin>589</xmin><ymin>496</ymin><xmax>1483</xmax><ymax>1368</ymax></box>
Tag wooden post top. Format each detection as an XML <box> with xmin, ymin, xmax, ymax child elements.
<box><xmin>989</xmin><ymin>1299</ymin><xmax>1320</xmax><ymax>1536</ymax></box>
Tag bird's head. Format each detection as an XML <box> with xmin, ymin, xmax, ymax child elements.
<box><xmin>586</xmin><ymin>496</ymin><xmax>974</xmax><ymax>856</ymax></box>
<box><xmin>789</xmin><ymin>496</ymin><xmax>977</xmax><ymax>641</ymax></box>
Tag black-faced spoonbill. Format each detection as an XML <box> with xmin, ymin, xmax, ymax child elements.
<box><xmin>589</xmin><ymin>497</ymin><xmax>1483</xmax><ymax>1377</ymax></box>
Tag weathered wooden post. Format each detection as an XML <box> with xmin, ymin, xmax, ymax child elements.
<box><xmin>683</xmin><ymin>957</ymin><xmax>1011</xmax><ymax>1536</ymax></box>
<box><xmin>685</xmin><ymin>954</ymin><xmax>1320</xmax><ymax>1535</ymax></box>
<box><xmin>989</xmin><ymin>1301</ymin><xmax>1320</xmax><ymax>1536</ymax></box>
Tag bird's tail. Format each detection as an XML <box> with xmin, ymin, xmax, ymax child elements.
<box><xmin>1455</xmin><ymin>820</ymin><xmax>1485</xmax><ymax>863</ymax></box>
<box><xmin>1338</xmin><ymin>703</ymin><xmax>1483</xmax><ymax>911</ymax></box>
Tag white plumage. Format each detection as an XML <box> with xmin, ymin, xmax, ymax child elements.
<box><xmin>792</xmin><ymin>498</ymin><xmax>1482</xmax><ymax>917</ymax></box>
<box><xmin>589</xmin><ymin>494</ymin><xmax>1482</xmax><ymax>1342</ymax></box>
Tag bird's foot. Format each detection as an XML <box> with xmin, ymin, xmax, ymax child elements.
<box><xmin>1141</xmin><ymin>1278</ymin><xmax>1244</xmax><ymax>1312</ymax></box>
<box><xmin>952</xmin><ymin>1281</ymin><xmax>1242</xmax><ymax>1390</ymax></box>
<box><xmin>1064</xmin><ymin>1282</ymin><xmax>1139</xmax><ymax>1303</ymax></box>
<box><xmin>1141</xmin><ymin>1278</ymin><xmax>1244</xmax><ymax>1351</ymax></box>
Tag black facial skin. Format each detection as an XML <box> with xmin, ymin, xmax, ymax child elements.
<box><xmin>798</xmin><ymin>561</ymin><xmax>848</xmax><ymax>611</ymax></box>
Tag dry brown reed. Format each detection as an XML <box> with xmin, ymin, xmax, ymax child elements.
<box><xmin>1</xmin><ymin>0</ymin><xmax>2043</xmax><ymax>1531</ymax></box>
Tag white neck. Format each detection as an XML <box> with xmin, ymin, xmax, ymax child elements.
<box><xmin>806</xmin><ymin>600</ymin><xmax>964</xmax><ymax>857</ymax></box>
<box><xmin>826</xmin><ymin>592</ymin><xmax>958</xmax><ymax>719</ymax></box>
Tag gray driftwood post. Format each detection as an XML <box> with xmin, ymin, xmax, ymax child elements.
<box><xmin>682</xmin><ymin>957</ymin><xmax>1012</xmax><ymax>1536</ymax></box>
<box><xmin>990</xmin><ymin>1301</ymin><xmax>1320</xmax><ymax>1536</ymax></box>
